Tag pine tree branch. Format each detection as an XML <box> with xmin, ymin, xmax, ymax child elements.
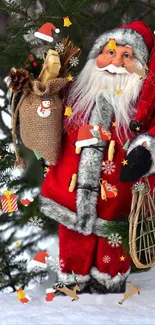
<box><xmin>137</xmin><ymin>0</ymin><xmax>155</xmax><ymax>11</ymax></box>
<box><xmin>56</xmin><ymin>0</ymin><xmax>66</xmax><ymax>12</ymax></box>
<box><xmin>135</xmin><ymin>8</ymin><xmax>152</xmax><ymax>21</ymax></box>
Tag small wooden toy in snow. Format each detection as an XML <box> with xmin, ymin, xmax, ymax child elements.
<box><xmin>53</xmin><ymin>276</ymin><xmax>80</xmax><ymax>301</ymax></box>
<box><xmin>119</xmin><ymin>282</ymin><xmax>141</xmax><ymax>305</ymax></box>
<box><xmin>45</xmin><ymin>288</ymin><xmax>56</xmax><ymax>302</ymax></box>
<box><xmin>0</xmin><ymin>190</ymin><xmax>18</xmax><ymax>213</ymax></box>
<box><xmin>16</xmin><ymin>288</ymin><xmax>31</xmax><ymax>304</ymax></box>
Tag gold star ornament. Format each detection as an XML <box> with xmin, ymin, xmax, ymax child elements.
<box><xmin>16</xmin><ymin>241</ymin><xmax>21</xmax><ymax>247</ymax></box>
<box><xmin>112</xmin><ymin>121</ymin><xmax>117</xmax><ymax>127</ymax></box>
<box><xmin>115</xmin><ymin>89</ymin><xmax>122</xmax><ymax>95</ymax></box>
<box><xmin>44</xmin><ymin>167</ymin><xmax>50</xmax><ymax>173</ymax></box>
<box><xmin>67</xmin><ymin>75</ymin><xmax>74</xmax><ymax>82</ymax></box>
<box><xmin>136</xmin><ymin>126</ymin><xmax>140</xmax><ymax>131</ymax></box>
<box><xmin>120</xmin><ymin>255</ymin><xmax>126</xmax><ymax>261</ymax></box>
<box><xmin>122</xmin><ymin>159</ymin><xmax>128</xmax><ymax>166</ymax></box>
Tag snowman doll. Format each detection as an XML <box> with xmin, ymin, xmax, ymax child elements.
<box><xmin>37</xmin><ymin>94</ymin><xmax>55</xmax><ymax>118</ymax></box>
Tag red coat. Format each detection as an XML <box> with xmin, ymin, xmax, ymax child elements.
<box><xmin>40</xmin><ymin>101</ymin><xmax>155</xmax><ymax>286</ymax></box>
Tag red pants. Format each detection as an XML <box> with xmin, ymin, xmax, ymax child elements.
<box><xmin>59</xmin><ymin>224</ymin><xmax>131</xmax><ymax>279</ymax></box>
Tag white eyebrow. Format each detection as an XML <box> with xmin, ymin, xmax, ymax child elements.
<box><xmin>125</xmin><ymin>45</ymin><xmax>132</xmax><ymax>48</ymax></box>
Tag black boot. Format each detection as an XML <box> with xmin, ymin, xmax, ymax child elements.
<box><xmin>90</xmin><ymin>277</ymin><xmax>126</xmax><ymax>294</ymax></box>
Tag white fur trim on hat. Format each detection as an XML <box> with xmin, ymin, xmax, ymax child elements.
<box><xmin>89</xmin><ymin>28</ymin><xmax>149</xmax><ymax>65</ymax></box>
<box><xmin>75</xmin><ymin>137</ymin><xmax>98</xmax><ymax>147</ymax></box>
<box><xmin>34</xmin><ymin>31</ymin><xmax>53</xmax><ymax>42</ymax></box>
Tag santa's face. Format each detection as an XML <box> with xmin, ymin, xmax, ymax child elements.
<box><xmin>96</xmin><ymin>45</ymin><xmax>135</xmax><ymax>73</ymax></box>
<box><xmin>42</xmin><ymin>100</ymin><xmax>50</xmax><ymax>108</ymax></box>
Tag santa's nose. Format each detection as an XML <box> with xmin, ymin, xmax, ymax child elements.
<box><xmin>111</xmin><ymin>56</ymin><xmax>123</xmax><ymax>67</ymax></box>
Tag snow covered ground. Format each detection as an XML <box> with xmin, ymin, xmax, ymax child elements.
<box><xmin>0</xmin><ymin>266</ymin><xmax>155</xmax><ymax>325</ymax></box>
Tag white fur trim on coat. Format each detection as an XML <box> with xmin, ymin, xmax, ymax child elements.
<box><xmin>90</xmin><ymin>266</ymin><xmax>131</xmax><ymax>291</ymax></box>
<box><xmin>89</xmin><ymin>28</ymin><xmax>149</xmax><ymax>65</ymax></box>
<box><xmin>75</xmin><ymin>95</ymin><xmax>114</xmax><ymax>234</ymax></box>
<box><xmin>40</xmin><ymin>195</ymin><xmax>112</xmax><ymax>237</ymax></box>
<box><xmin>127</xmin><ymin>133</ymin><xmax>155</xmax><ymax>176</ymax></box>
<box><xmin>57</xmin><ymin>269</ymin><xmax>90</xmax><ymax>286</ymax></box>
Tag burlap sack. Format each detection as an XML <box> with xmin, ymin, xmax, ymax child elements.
<box><xmin>12</xmin><ymin>78</ymin><xmax>68</xmax><ymax>166</ymax></box>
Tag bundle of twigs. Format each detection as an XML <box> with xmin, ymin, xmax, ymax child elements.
<box><xmin>59</xmin><ymin>37</ymin><xmax>81</xmax><ymax>76</ymax></box>
<box><xmin>129</xmin><ymin>178</ymin><xmax>155</xmax><ymax>269</ymax></box>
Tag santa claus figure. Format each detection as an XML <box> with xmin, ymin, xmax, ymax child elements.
<box><xmin>40</xmin><ymin>21</ymin><xmax>155</xmax><ymax>293</ymax></box>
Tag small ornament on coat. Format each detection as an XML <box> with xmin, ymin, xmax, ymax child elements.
<box><xmin>102</xmin><ymin>255</ymin><xmax>111</xmax><ymax>263</ymax></box>
<box><xmin>0</xmin><ymin>190</ymin><xmax>18</xmax><ymax>213</ymax></box>
<box><xmin>16</xmin><ymin>288</ymin><xmax>31</xmax><ymax>304</ymax></box>
<box><xmin>108</xmin><ymin>140</ymin><xmax>115</xmax><ymax>161</ymax></box>
<box><xmin>120</xmin><ymin>255</ymin><xmax>126</xmax><ymax>261</ymax></box>
<box><xmin>75</xmin><ymin>125</ymin><xmax>98</xmax><ymax>154</ymax></box>
<box><xmin>119</xmin><ymin>282</ymin><xmax>141</xmax><ymax>305</ymax></box>
<box><xmin>102</xmin><ymin>160</ymin><xmax>116</xmax><ymax>175</ymax></box>
<box><xmin>63</xmin><ymin>16</ymin><xmax>72</xmax><ymax>27</ymax></box>
<box><xmin>112</xmin><ymin>121</ymin><xmax>117</xmax><ymax>127</ymax></box>
<box><xmin>64</xmin><ymin>106</ymin><xmax>73</xmax><ymax>116</ymax></box>
<box><xmin>108</xmin><ymin>38</ymin><xmax>116</xmax><ymax>50</ymax></box>
<box><xmin>98</xmin><ymin>126</ymin><xmax>111</xmax><ymax>141</ymax></box>
<box><xmin>45</xmin><ymin>288</ymin><xmax>56</xmax><ymax>302</ymax></box>
<box><xmin>122</xmin><ymin>159</ymin><xmax>128</xmax><ymax>166</ymax></box>
<box><xmin>34</xmin><ymin>22</ymin><xmax>60</xmax><ymax>42</ymax></box>
<box><xmin>37</xmin><ymin>95</ymin><xmax>54</xmax><ymax>118</ymax></box>
<box><xmin>69</xmin><ymin>173</ymin><xmax>77</xmax><ymax>192</ymax></box>
<box><xmin>20</xmin><ymin>196</ymin><xmax>34</xmax><ymax>207</ymax></box>
<box><xmin>108</xmin><ymin>233</ymin><xmax>122</xmax><ymax>247</ymax></box>
<box><xmin>115</xmin><ymin>89</ymin><xmax>122</xmax><ymax>95</ymax></box>
<box><xmin>99</xmin><ymin>179</ymin><xmax>118</xmax><ymax>200</ymax></box>
<box><xmin>44</xmin><ymin>167</ymin><xmax>50</xmax><ymax>174</ymax></box>
<box><xmin>123</xmin><ymin>139</ymin><xmax>130</xmax><ymax>151</ymax></box>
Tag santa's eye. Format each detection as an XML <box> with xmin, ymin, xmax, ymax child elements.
<box><xmin>108</xmin><ymin>50</ymin><xmax>115</xmax><ymax>56</ymax></box>
<box><xmin>124</xmin><ymin>53</ymin><xmax>131</xmax><ymax>59</ymax></box>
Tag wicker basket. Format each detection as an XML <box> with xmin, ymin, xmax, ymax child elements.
<box><xmin>129</xmin><ymin>178</ymin><xmax>155</xmax><ymax>269</ymax></box>
<box><xmin>12</xmin><ymin>78</ymin><xmax>67</xmax><ymax>167</ymax></box>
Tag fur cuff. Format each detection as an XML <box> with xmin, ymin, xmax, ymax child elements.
<box><xmin>128</xmin><ymin>133</ymin><xmax>155</xmax><ymax>176</ymax></box>
<box><xmin>57</xmin><ymin>269</ymin><xmax>90</xmax><ymax>286</ymax></box>
<box><xmin>40</xmin><ymin>195</ymin><xmax>76</xmax><ymax>231</ymax></box>
<box><xmin>90</xmin><ymin>266</ymin><xmax>131</xmax><ymax>291</ymax></box>
<box><xmin>40</xmin><ymin>195</ymin><xmax>110</xmax><ymax>237</ymax></box>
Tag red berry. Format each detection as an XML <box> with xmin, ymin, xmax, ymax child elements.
<box><xmin>33</xmin><ymin>61</ymin><xmax>38</xmax><ymax>67</ymax></box>
<box><xmin>29</xmin><ymin>54</ymin><xmax>34</xmax><ymax>59</ymax></box>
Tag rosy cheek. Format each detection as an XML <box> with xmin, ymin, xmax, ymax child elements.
<box><xmin>96</xmin><ymin>54</ymin><xmax>110</xmax><ymax>68</ymax></box>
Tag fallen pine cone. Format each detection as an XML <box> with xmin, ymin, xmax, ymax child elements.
<box><xmin>9</xmin><ymin>68</ymin><xmax>31</xmax><ymax>93</ymax></box>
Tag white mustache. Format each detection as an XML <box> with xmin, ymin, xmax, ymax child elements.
<box><xmin>97</xmin><ymin>64</ymin><xmax>130</xmax><ymax>74</ymax></box>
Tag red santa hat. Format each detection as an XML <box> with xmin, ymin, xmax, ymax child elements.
<box><xmin>75</xmin><ymin>125</ymin><xmax>98</xmax><ymax>147</ymax></box>
<box><xmin>31</xmin><ymin>251</ymin><xmax>49</xmax><ymax>268</ymax></box>
<box><xmin>89</xmin><ymin>21</ymin><xmax>155</xmax><ymax>130</ymax></box>
<box><xmin>34</xmin><ymin>23</ymin><xmax>60</xmax><ymax>42</ymax></box>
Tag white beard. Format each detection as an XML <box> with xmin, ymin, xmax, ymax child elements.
<box><xmin>66</xmin><ymin>59</ymin><xmax>144</xmax><ymax>139</ymax></box>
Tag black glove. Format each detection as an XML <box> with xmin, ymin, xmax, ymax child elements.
<box><xmin>120</xmin><ymin>145</ymin><xmax>152</xmax><ymax>182</ymax></box>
